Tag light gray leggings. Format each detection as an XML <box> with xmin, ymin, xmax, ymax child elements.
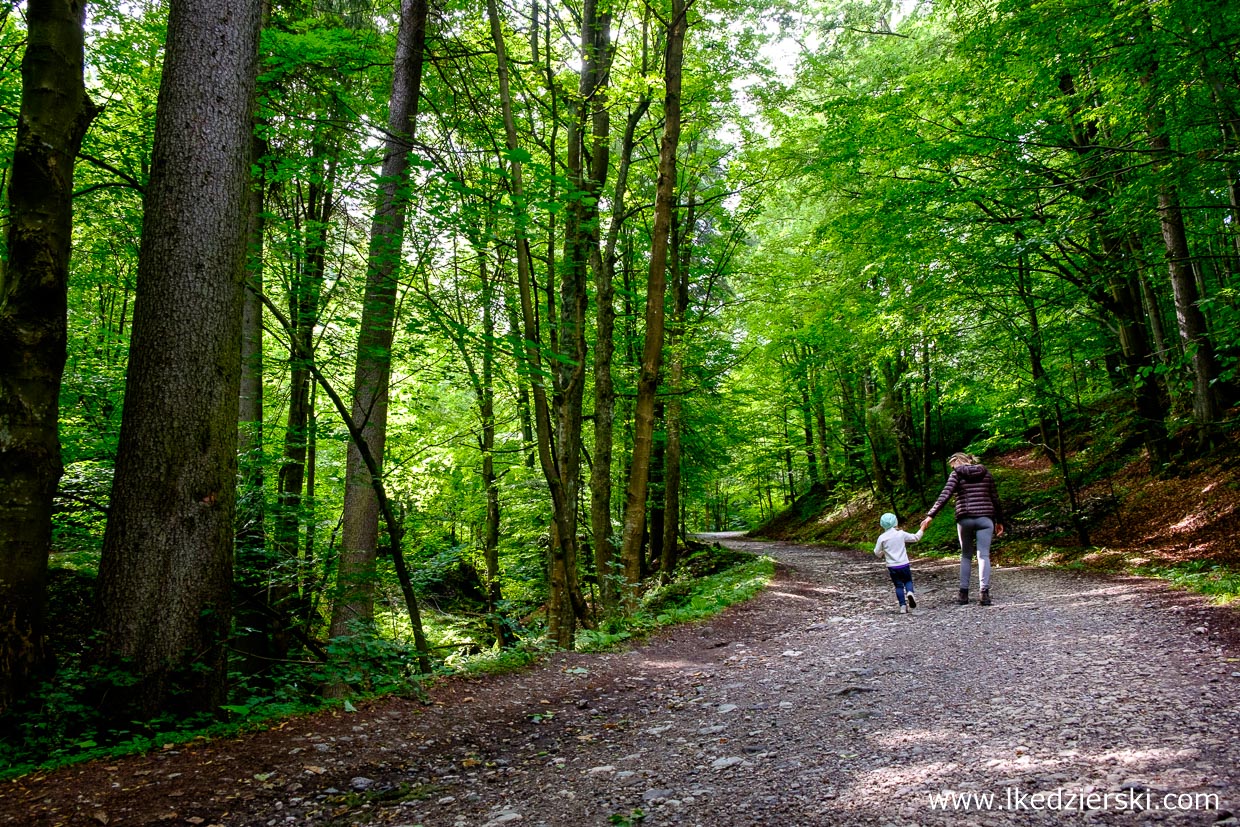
<box><xmin>957</xmin><ymin>516</ymin><xmax>994</xmax><ymax>590</ymax></box>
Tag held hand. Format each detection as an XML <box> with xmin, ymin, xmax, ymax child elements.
<box><xmin>919</xmin><ymin>517</ymin><xmax>932</xmax><ymax>532</ymax></box>
<box><xmin>995</xmin><ymin>522</ymin><xmax>1005</xmax><ymax>537</ymax></box>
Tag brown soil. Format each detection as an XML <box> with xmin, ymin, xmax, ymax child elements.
<box><xmin>3</xmin><ymin>535</ymin><xmax>1238</xmax><ymax>827</ymax></box>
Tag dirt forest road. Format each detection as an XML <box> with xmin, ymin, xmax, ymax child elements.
<box><xmin>5</xmin><ymin>535</ymin><xmax>1239</xmax><ymax>827</ymax></box>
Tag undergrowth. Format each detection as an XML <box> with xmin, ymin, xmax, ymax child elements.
<box><xmin>1135</xmin><ymin>561</ymin><xmax>1240</xmax><ymax>603</ymax></box>
<box><xmin>1</xmin><ymin>542</ymin><xmax>772</xmax><ymax>780</ymax></box>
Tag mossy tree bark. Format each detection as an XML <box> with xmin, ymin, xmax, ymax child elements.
<box><xmin>0</xmin><ymin>0</ymin><xmax>96</xmax><ymax>716</ymax></box>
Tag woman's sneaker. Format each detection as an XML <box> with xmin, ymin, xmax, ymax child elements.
<box><xmin>906</xmin><ymin>594</ymin><xmax>917</xmax><ymax>610</ymax></box>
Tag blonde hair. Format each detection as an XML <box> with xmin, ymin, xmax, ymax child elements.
<box><xmin>948</xmin><ymin>451</ymin><xmax>976</xmax><ymax>467</ymax></box>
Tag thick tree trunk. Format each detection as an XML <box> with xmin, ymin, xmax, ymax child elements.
<box><xmin>618</xmin><ymin>0</ymin><xmax>688</xmax><ymax>604</ymax></box>
<box><xmin>0</xmin><ymin>0</ymin><xmax>95</xmax><ymax>715</ymax></box>
<box><xmin>330</xmin><ymin>0</ymin><xmax>429</xmax><ymax>641</ymax></box>
<box><xmin>96</xmin><ymin>0</ymin><xmax>262</xmax><ymax>717</ymax></box>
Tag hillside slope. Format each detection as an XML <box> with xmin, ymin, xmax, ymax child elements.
<box><xmin>756</xmin><ymin>445</ymin><xmax>1240</xmax><ymax>591</ymax></box>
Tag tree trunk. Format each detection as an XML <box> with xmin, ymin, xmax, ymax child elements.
<box><xmin>1152</xmin><ymin>155</ymin><xmax>1224</xmax><ymax>432</ymax></box>
<box><xmin>863</xmin><ymin>376</ymin><xmax>889</xmax><ymax>497</ymax></box>
<box><xmin>807</xmin><ymin>362</ymin><xmax>834</xmax><ymax>488</ymax></box>
<box><xmin>647</xmin><ymin>401</ymin><xmax>666</xmax><ymax>575</ymax></box>
<box><xmin>329</xmin><ymin>0</ymin><xmax>429</xmax><ymax>641</ymax></box>
<box><xmin>267</xmin><ymin>152</ymin><xmax>337</xmax><ymax>661</ymax></box>
<box><xmin>1014</xmin><ymin>252</ymin><xmax>1057</xmax><ymax>463</ymax></box>
<box><xmin>919</xmin><ymin>342</ymin><xmax>933</xmax><ymax>479</ymax></box>
<box><xmin>546</xmin><ymin>0</ymin><xmax>614</xmax><ymax>643</ymax></box>
<box><xmin>502</xmin><ymin>293</ymin><xmax>537</xmax><ymax>467</ymax></box>
<box><xmin>590</xmin><ymin>59</ymin><xmax>646</xmax><ymax>618</ymax></box>
<box><xmin>1059</xmin><ymin>70</ymin><xmax>1171</xmax><ymax>464</ymax></box>
<box><xmin>96</xmin><ymin>0</ymin><xmax>262</xmax><ymax>717</ymax></box>
<box><xmin>661</xmin><ymin>187</ymin><xmax>694</xmax><ymax>584</ymax></box>
<box><xmin>487</xmin><ymin>0</ymin><xmax>587</xmax><ymax>647</ymax></box>
<box><xmin>234</xmin><ymin>122</ymin><xmax>271</xmax><ymax>675</ymax></box>
<box><xmin>478</xmin><ymin>252</ymin><xmax>508</xmax><ymax>645</ymax></box>
<box><xmin>1135</xmin><ymin>258</ymin><xmax>1172</xmax><ymax>366</ymax></box>
<box><xmin>1136</xmin><ymin>16</ymin><xmax>1224</xmax><ymax>427</ymax></box>
<box><xmin>618</xmin><ymin>0</ymin><xmax>688</xmax><ymax>605</ymax></box>
<box><xmin>0</xmin><ymin>0</ymin><xmax>95</xmax><ymax>715</ymax></box>
<box><xmin>798</xmin><ymin>376</ymin><xmax>819</xmax><ymax>485</ymax></box>
<box><xmin>782</xmin><ymin>408</ymin><xmax>797</xmax><ymax>502</ymax></box>
<box><xmin>237</xmin><ymin>132</ymin><xmax>267</xmax><ymax>540</ymax></box>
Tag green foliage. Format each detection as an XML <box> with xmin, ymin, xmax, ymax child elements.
<box><xmin>575</xmin><ymin>549</ymin><xmax>775</xmax><ymax>651</ymax></box>
<box><xmin>1135</xmin><ymin>561</ymin><xmax>1240</xmax><ymax>604</ymax></box>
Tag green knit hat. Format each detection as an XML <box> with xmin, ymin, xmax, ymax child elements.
<box><xmin>880</xmin><ymin>512</ymin><xmax>898</xmax><ymax>530</ymax></box>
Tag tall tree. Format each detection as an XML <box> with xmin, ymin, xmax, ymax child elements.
<box><xmin>96</xmin><ymin>0</ymin><xmax>263</xmax><ymax>715</ymax></box>
<box><xmin>591</xmin><ymin>38</ymin><xmax>652</xmax><ymax>614</ymax></box>
<box><xmin>487</xmin><ymin>0</ymin><xmax>592</xmax><ymax>646</ymax></box>
<box><xmin>660</xmin><ymin>186</ymin><xmax>694</xmax><ymax>583</ymax></box>
<box><xmin>619</xmin><ymin>0</ymin><xmax>689</xmax><ymax>602</ymax></box>
<box><xmin>547</xmin><ymin>0</ymin><xmax>615</xmax><ymax>641</ymax></box>
<box><xmin>329</xmin><ymin>0</ymin><xmax>431</xmax><ymax>642</ymax></box>
<box><xmin>234</xmin><ymin>0</ymin><xmax>273</xmax><ymax>676</ymax></box>
<box><xmin>0</xmin><ymin>0</ymin><xmax>95</xmax><ymax>715</ymax></box>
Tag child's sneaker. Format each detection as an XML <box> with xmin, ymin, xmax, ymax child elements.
<box><xmin>898</xmin><ymin>604</ymin><xmax>908</xmax><ymax>614</ymax></box>
<box><xmin>906</xmin><ymin>594</ymin><xmax>917</xmax><ymax>610</ymax></box>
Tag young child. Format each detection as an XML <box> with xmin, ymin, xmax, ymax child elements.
<box><xmin>874</xmin><ymin>512</ymin><xmax>923</xmax><ymax>613</ymax></box>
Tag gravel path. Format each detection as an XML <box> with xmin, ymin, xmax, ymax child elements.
<box><xmin>6</xmin><ymin>535</ymin><xmax>1238</xmax><ymax>826</ymax></box>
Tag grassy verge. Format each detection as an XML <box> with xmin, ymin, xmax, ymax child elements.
<box><xmin>451</xmin><ymin>546</ymin><xmax>775</xmax><ymax>661</ymax></box>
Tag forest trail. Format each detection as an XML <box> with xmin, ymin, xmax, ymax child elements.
<box><xmin>5</xmin><ymin>536</ymin><xmax>1239</xmax><ymax>827</ymax></box>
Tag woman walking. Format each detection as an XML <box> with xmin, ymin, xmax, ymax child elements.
<box><xmin>921</xmin><ymin>452</ymin><xmax>1004</xmax><ymax>605</ymax></box>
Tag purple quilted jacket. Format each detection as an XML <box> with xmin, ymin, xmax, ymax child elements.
<box><xmin>927</xmin><ymin>464</ymin><xmax>1004</xmax><ymax>523</ymax></box>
